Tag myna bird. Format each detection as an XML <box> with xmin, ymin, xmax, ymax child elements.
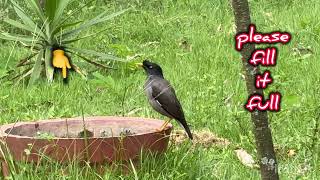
<box><xmin>137</xmin><ymin>60</ymin><xmax>193</xmax><ymax>140</ymax></box>
<box><xmin>52</xmin><ymin>47</ymin><xmax>71</xmax><ymax>83</ymax></box>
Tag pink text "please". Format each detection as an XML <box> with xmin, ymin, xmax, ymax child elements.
<box><xmin>235</xmin><ymin>24</ymin><xmax>291</xmax><ymax>51</ymax></box>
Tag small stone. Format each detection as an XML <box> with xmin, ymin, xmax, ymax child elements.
<box><xmin>100</xmin><ymin>129</ymin><xmax>113</xmax><ymax>137</ymax></box>
<box><xmin>119</xmin><ymin>128</ymin><xmax>135</xmax><ymax>136</ymax></box>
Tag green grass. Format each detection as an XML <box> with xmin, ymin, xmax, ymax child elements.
<box><xmin>0</xmin><ymin>0</ymin><xmax>320</xmax><ymax>179</ymax></box>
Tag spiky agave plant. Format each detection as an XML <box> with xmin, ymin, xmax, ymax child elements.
<box><xmin>0</xmin><ymin>0</ymin><xmax>129</xmax><ymax>86</ymax></box>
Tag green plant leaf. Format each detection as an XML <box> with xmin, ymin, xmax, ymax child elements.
<box><xmin>10</xmin><ymin>0</ymin><xmax>35</xmax><ymax>26</ymax></box>
<box><xmin>51</xmin><ymin>0</ymin><xmax>72</xmax><ymax>28</ymax></box>
<box><xmin>99</xmin><ymin>8</ymin><xmax>130</xmax><ymax>22</ymax></box>
<box><xmin>61</xmin><ymin>8</ymin><xmax>129</xmax><ymax>39</ymax></box>
<box><xmin>72</xmin><ymin>52</ymin><xmax>116</xmax><ymax>70</ymax></box>
<box><xmin>60</xmin><ymin>11</ymin><xmax>107</xmax><ymax>39</ymax></box>
<box><xmin>0</xmin><ymin>32</ymin><xmax>39</xmax><ymax>43</ymax></box>
<box><xmin>58</xmin><ymin>0</ymin><xmax>95</xmax><ymax>26</ymax></box>
<box><xmin>16</xmin><ymin>53</ymin><xmax>38</xmax><ymax>67</ymax></box>
<box><xmin>72</xmin><ymin>63</ymin><xmax>87</xmax><ymax>80</ymax></box>
<box><xmin>68</xmin><ymin>47</ymin><xmax>124</xmax><ymax>62</ymax></box>
<box><xmin>44</xmin><ymin>47</ymin><xmax>54</xmax><ymax>82</ymax></box>
<box><xmin>15</xmin><ymin>67</ymin><xmax>33</xmax><ymax>84</ymax></box>
<box><xmin>9</xmin><ymin>0</ymin><xmax>46</xmax><ymax>39</ymax></box>
<box><xmin>19</xmin><ymin>41</ymin><xmax>43</xmax><ymax>49</ymax></box>
<box><xmin>61</xmin><ymin>27</ymin><xmax>109</xmax><ymax>44</ymax></box>
<box><xmin>3</xmin><ymin>18</ymin><xmax>38</xmax><ymax>34</ymax></box>
<box><xmin>28</xmin><ymin>50</ymin><xmax>43</xmax><ymax>87</ymax></box>
<box><xmin>25</xmin><ymin>0</ymin><xmax>45</xmax><ymax>21</ymax></box>
<box><xmin>44</xmin><ymin>20</ymin><xmax>51</xmax><ymax>44</ymax></box>
<box><xmin>51</xmin><ymin>20</ymin><xmax>83</xmax><ymax>36</ymax></box>
<box><xmin>44</xmin><ymin>0</ymin><xmax>57</xmax><ymax>21</ymax></box>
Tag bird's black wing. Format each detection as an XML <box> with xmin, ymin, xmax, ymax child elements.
<box><xmin>150</xmin><ymin>78</ymin><xmax>184</xmax><ymax>120</ymax></box>
<box><xmin>150</xmin><ymin>78</ymin><xmax>193</xmax><ymax>139</ymax></box>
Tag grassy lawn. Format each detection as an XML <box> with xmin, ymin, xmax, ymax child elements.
<box><xmin>0</xmin><ymin>0</ymin><xmax>319</xmax><ymax>179</ymax></box>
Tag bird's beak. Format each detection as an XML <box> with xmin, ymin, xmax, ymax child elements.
<box><xmin>135</xmin><ymin>62</ymin><xmax>143</xmax><ymax>68</ymax></box>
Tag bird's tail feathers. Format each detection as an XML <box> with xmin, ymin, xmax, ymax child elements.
<box><xmin>177</xmin><ymin>119</ymin><xmax>193</xmax><ymax>140</ymax></box>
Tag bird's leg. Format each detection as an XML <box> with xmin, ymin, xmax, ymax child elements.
<box><xmin>156</xmin><ymin>119</ymin><xmax>171</xmax><ymax>132</ymax></box>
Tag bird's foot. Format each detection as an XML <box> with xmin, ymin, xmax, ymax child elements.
<box><xmin>155</xmin><ymin>127</ymin><xmax>166</xmax><ymax>132</ymax></box>
<box><xmin>155</xmin><ymin>119</ymin><xmax>171</xmax><ymax>132</ymax></box>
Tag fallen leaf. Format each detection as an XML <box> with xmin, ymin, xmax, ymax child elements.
<box><xmin>292</xmin><ymin>43</ymin><xmax>313</xmax><ymax>60</ymax></box>
<box><xmin>179</xmin><ymin>39</ymin><xmax>192</xmax><ymax>52</ymax></box>
<box><xmin>264</xmin><ymin>12</ymin><xmax>272</xmax><ymax>18</ymax></box>
<box><xmin>223</xmin><ymin>93</ymin><xmax>234</xmax><ymax>108</ymax></box>
<box><xmin>300</xmin><ymin>53</ymin><xmax>312</xmax><ymax>59</ymax></box>
<box><xmin>231</xmin><ymin>24</ymin><xmax>236</xmax><ymax>34</ymax></box>
<box><xmin>287</xmin><ymin>149</ymin><xmax>296</xmax><ymax>157</ymax></box>
<box><xmin>297</xmin><ymin>160</ymin><xmax>311</xmax><ymax>175</ymax></box>
<box><xmin>140</xmin><ymin>41</ymin><xmax>160</xmax><ymax>47</ymax></box>
<box><xmin>216</xmin><ymin>24</ymin><xmax>222</xmax><ymax>32</ymax></box>
<box><xmin>239</xmin><ymin>73</ymin><xmax>245</xmax><ymax>80</ymax></box>
<box><xmin>95</xmin><ymin>86</ymin><xmax>105</xmax><ymax>93</ymax></box>
<box><xmin>24</xmin><ymin>149</ymin><xmax>31</xmax><ymax>156</ymax></box>
<box><xmin>234</xmin><ymin>148</ymin><xmax>259</xmax><ymax>168</ymax></box>
<box><xmin>274</xmin><ymin>144</ymin><xmax>297</xmax><ymax>159</ymax></box>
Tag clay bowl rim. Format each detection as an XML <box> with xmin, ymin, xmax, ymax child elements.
<box><xmin>0</xmin><ymin>116</ymin><xmax>173</xmax><ymax>140</ymax></box>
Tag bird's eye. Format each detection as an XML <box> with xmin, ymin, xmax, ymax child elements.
<box><xmin>149</xmin><ymin>65</ymin><xmax>153</xmax><ymax>68</ymax></box>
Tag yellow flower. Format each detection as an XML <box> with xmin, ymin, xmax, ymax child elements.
<box><xmin>52</xmin><ymin>49</ymin><xmax>71</xmax><ymax>78</ymax></box>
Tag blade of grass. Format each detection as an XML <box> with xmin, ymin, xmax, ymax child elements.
<box><xmin>0</xmin><ymin>141</ymin><xmax>18</xmax><ymax>177</ymax></box>
<box><xmin>129</xmin><ymin>159</ymin><xmax>139</xmax><ymax>180</ymax></box>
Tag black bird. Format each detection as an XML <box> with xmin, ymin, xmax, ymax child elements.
<box><xmin>137</xmin><ymin>60</ymin><xmax>193</xmax><ymax>140</ymax></box>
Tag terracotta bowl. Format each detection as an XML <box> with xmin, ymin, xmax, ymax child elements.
<box><xmin>0</xmin><ymin>116</ymin><xmax>172</xmax><ymax>174</ymax></box>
